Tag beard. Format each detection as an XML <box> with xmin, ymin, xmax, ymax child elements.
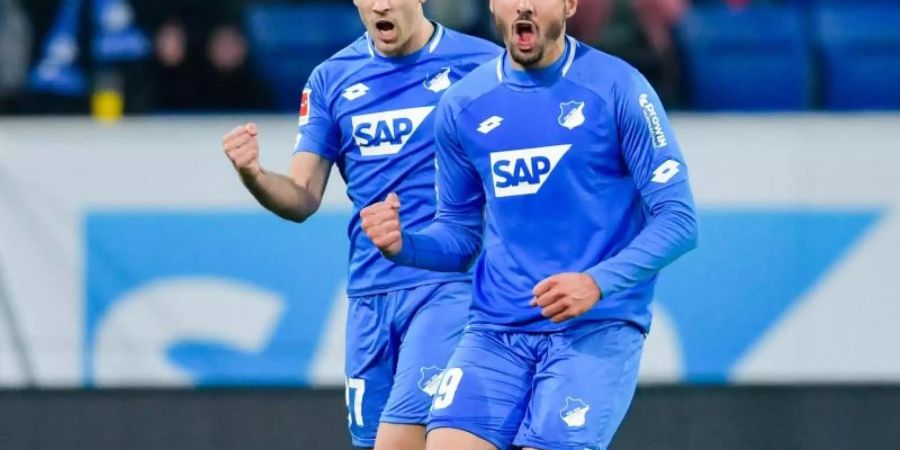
<box><xmin>493</xmin><ymin>12</ymin><xmax>566</xmax><ymax>68</ymax></box>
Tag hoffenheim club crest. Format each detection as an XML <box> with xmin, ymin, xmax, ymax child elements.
<box><xmin>418</xmin><ymin>366</ymin><xmax>444</xmax><ymax>396</ymax></box>
<box><xmin>558</xmin><ymin>101</ymin><xmax>586</xmax><ymax>130</ymax></box>
<box><xmin>560</xmin><ymin>396</ymin><xmax>591</xmax><ymax>428</ymax></box>
<box><xmin>424</xmin><ymin>67</ymin><xmax>453</xmax><ymax>93</ymax></box>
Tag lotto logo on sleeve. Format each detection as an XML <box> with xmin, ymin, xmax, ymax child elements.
<box><xmin>489</xmin><ymin>145</ymin><xmax>571</xmax><ymax>198</ymax></box>
<box><xmin>299</xmin><ymin>88</ymin><xmax>312</xmax><ymax>126</ymax></box>
<box><xmin>651</xmin><ymin>160</ymin><xmax>681</xmax><ymax>184</ymax></box>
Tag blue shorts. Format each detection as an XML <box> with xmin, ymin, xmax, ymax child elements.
<box><xmin>344</xmin><ymin>281</ymin><xmax>471</xmax><ymax>448</ymax></box>
<box><xmin>427</xmin><ymin>321</ymin><xmax>644</xmax><ymax>450</ymax></box>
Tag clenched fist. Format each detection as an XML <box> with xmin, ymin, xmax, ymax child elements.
<box><xmin>531</xmin><ymin>273</ymin><xmax>602</xmax><ymax>324</ymax></box>
<box><xmin>222</xmin><ymin>123</ymin><xmax>262</xmax><ymax>179</ymax></box>
<box><xmin>360</xmin><ymin>193</ymin><xmax>403</xmax><ymax>257</ymax></box>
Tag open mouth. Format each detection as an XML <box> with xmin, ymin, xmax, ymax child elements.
<box><xmin>374</xmin><ymin>19</ymin><xmax>397</xmax><ymax>43</ymax></box>
<box><xmin>513</xmin><ymin>20</ymin><xmax>537</xmax><ymax>51</ymax></box>
<box><xmin>375</xmin><ymin>20</ymin><xmax>395</xmax><ymax>32</ymax></box>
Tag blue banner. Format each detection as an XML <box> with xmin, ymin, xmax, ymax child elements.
<box><xmin>82</xmin><ymin>208</ymin><xmax>881</xmax><ymax>386</ymax></box>
<box><xmin>28</xmin><ymin>0</ymin><xmax>86</xmax><ymax>96</ymax></box>
<box><xmin>91</xmin><ymin>0</ymin><xmax>149</xmax><ymax>62</ymax></box>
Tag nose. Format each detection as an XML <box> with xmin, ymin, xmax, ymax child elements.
<box><xmin>373</xmin><ymin>0</ymin><xmax>391</xmax><ymax>14</ymax></box>
<box><xmin>516</xmin><ymin>0</ymin><xmax>534</xmax><ymax>15</ymax></box>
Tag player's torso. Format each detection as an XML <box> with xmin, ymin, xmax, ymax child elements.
<box><xmin>318</xmin><ymin>30</ymin><xmax>498</xmax><ymax>295</ymax></box>
<box><xmin>458</xmin><ymin>78</ymin><xmax>641</xmax><ymax>268</ymax></box>
<box><xmin>330</xmin><ymin>56</ymin><xmax>474</xmax><ymax>220</ymax></box>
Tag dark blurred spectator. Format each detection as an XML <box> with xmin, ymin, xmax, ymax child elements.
<box><xmin>199</xmin><ymin>23</ymin><xmax>268</xmax><ymax>111</ymax></box>
<box><xmin>569</xmin><ymin>0</ymin><xmax>687</xmax><ymax>105</ymax></box>
<box><xmin>151</xmin><ymin>18</ymin><xmax>202</xmax><ymax>110</ymax></box>
<box><xmin>146</xmin><ymin>0</ymin><xmax>268</xmax><ymax>111</ymax></box>
<box><xmin>0</xmin><ymin>0</ymin><xmax>33</xmax><ymax>112</ymax></box>
<box><xmin>426</xmin><ymin>0</ymin><xmax>487</xmax><ymax>36</ymax></box>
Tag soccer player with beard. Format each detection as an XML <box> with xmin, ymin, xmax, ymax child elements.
<box><xmin>221</xmin><ymin>1</ymin><xmax>499</xmax><ymax>449</ymax></box>
<box><xmin>360</xmin><ymin>0</ymin><xmax>698</xmax><ymax>448</ymax></box>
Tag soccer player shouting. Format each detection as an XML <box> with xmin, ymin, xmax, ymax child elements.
<box><xmin>221</xmin><ymin>1</ymin><xmax>498</xmax><ymax>449</ymax></box>
<box><xmin>360</xmin><ymin>0</ymin><xmax>698</xmax><ymax>448</ymax></box>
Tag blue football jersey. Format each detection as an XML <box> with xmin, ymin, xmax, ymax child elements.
<box><xmin>295</xmin><ymin>23</ymin><xmax>500</xmax><ymax>296</ymax></box>
<box><xmin>397</xmin><ymin>36</ymin><xmax>697</xmax><ymax>332</ymax></box>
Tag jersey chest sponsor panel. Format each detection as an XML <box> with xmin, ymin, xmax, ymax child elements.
<box><xmin>458</xmin><ymin>85</ymin><xmax>629</xmax><ymax>238</ymax></box>
<box><xmin>330</xmin><ymin>62</ymin><xmax>482</xmax><ymax>207</ymax></box>
<box><xmin>333</xmin><ymin>60</ymin><xmax>482</xmax><ymax>294</ymax></box>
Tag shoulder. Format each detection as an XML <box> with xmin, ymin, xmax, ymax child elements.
<box><xmin>306</xmin><ymin>35</ymin><xmax>372</xmax><ymax>95</ymax></box>
<box><xmin>564</xmin><ymin>40</ymin><xmax>644</xmax><ymax>100</ymax></box>
<box><xmin>438</xmin><ymin>55</ymin><xmax>504</xmax><ymax>115</ymax></box>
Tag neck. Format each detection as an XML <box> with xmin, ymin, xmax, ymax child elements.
<box><xmin>393</xmin><ymin>18</ymin><xmax>435</xmax><ymax>56</ymax></box>
<box><xmin>509</xmin><ymin>34</ymin><xmax>567</xmax><ymax>71</ymax></box>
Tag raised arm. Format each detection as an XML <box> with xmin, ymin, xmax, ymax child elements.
<box><xmin>361</xmin><ymin>94</ymin><xmax>485</xmax><ymax>272</ymax></box>
<box><xmin>222</xmin><ymin>123</ymin><xmax>332</xmax><ymax>223</ymax></box>
<box><xmin>222</xmin><ymin>65</ymin><xmax>344</xmax><ymax>223</ymax></box>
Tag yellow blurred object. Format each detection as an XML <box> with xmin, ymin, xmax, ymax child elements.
<box><xmin>92</xmin><ymin>90</ymin><xmax>124</xmax><ymax>123</ymax></box>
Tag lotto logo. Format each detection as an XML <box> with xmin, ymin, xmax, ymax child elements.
<box><xmin>351</xmin><ymin>107</ymin><xmax>434</xmax><ymax>156</ymax></box>
<box><xmin>489</xmin><ymin>145</ymin><xmax>571</xmax><ymax>197</ymax></box>
<box><xmin>651</xmin><ymin>160</ymin><xmax>681</xmax><ymax>184</ymax></box>
<box><xmin>477</xmin><ymin>116</ymin><xmax>503</xmax><ymax>134</ymax></box>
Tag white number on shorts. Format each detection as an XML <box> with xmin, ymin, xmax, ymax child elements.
<box><xmin>346</xmin><ymin>377</ymin><xmax>366</xmax><ymax>426</ymax></box>
<box><xmin>432</xmin><ymin>368</ymin><xmax>463</xmax><ymax>410</ymax></box>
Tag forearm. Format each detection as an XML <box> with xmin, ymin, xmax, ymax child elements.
<box><xmin>391</xmin><ymin>218</ymin><xmax>483</xmax><ymax>272</ymax></box>
<box><xmin>586</xmin><ymin>184</ymin><xmax>698</xmax><ymax>297</ymax></box>
<box><xmin>241</xmin><ymin>169</ymin><xmax>320</xmax><ymax>223</ymax></box>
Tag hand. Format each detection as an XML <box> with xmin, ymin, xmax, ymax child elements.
<box><xmin>222</xmin><ymin>123</ymin><xmax>262</xmax><ymax>179</ymax></box>
<box><xmin>531</xmin><ymin>273</ymin><xmax>602</xmax><ymax>324</ymax></box>
<box><xmin>360</xmin><ymin>193</ymin><xmax>403</xmax><ymax>256</ymax></box>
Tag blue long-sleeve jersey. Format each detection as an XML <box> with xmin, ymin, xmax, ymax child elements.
<box><xmin>294</xmin><ymin>23</ymin><xmax>500</xmax><ymax>296</ymax></box>
<box><xmin>392</xmin><ymin>37</ymin><xmax>698</xmax><ymax>332</ymax></box>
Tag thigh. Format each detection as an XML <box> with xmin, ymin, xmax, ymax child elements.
<box><xmin>374</xmin><ymin>423</ymin><xmax>426</xmax><ymax>450</ymax></box>
<box><xmin>515</xmin><ymin>322</ymin><xmax>645</xmax><ymax>450</ymax></box>
<box><xmin>345</xmin><ymin>294</ymin><xmax>397</xmax><ymax>448</ymax></box>
<box><xmin>382</xmin><ymin>282</ymin><xmax>471</xmax><ymax>425</ymax></box>
<box><xmin>427</xmin><ymin>329</ymin><xmax>534</xmax><ymax>450</ymax></box>
<box><xmin>427</xmin><ymin>428</ymin><xmax>498</xmax><ymax>450</ymax></box>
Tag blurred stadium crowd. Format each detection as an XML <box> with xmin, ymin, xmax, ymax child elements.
<box><xmin>0</xmin><ymin>0</ymin><xmax>898</xmax><ymax>115</ymax></box>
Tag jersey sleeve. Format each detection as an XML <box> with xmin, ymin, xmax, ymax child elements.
<box><xmin>585</xmin><ymin>183</ymin><xmax>698</xmax><ymax>298</ymax></box>
<box><xmin>294</xmin><ymin>66</ymin><xmax>340</xmax><ymax>161</ymax></box>
<box><xmin>583</xmin><ymin>69</ymin><xmax>699</xmax><ymax>297</ymax></box>
<box><xmin>390</xmin><ymin>93</ymin><xmax>485</xmax><ymax>272</ymax></box>
<box><xmin>616</xmin><ymin>68</ymin><xmax>688</xmax><ymax>196</ymax></box>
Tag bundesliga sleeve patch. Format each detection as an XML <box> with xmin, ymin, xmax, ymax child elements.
<box><xmin>298</xmin><ymin>88</ymin><xmax>312</xmax><ymax>126</ymax></box>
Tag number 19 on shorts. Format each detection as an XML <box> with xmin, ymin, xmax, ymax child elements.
<box><xmin>432</xmin><ymin>368</ymin><xmax>463</xmax><ymax>410</ymax></box>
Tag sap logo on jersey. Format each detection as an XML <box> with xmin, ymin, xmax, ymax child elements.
<box><xmin>351</xmin><ymin>107</ymin><xmax>435</xmax><ymax>156</ymax></box>
<box><xmin>490</xmin><ymin>145</ymin><xmax>571</xmax><ymax>197</ymax></box>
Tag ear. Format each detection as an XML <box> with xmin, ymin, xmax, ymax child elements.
<box><xmin>566</xmin><ymin>0</ymin><xmax>578</xmax><ymax>19</ymax></box>
<box><xmin>489</xmin><ymin>0</ymin><xmax>495</xmax><ymax>14</ymax></box>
